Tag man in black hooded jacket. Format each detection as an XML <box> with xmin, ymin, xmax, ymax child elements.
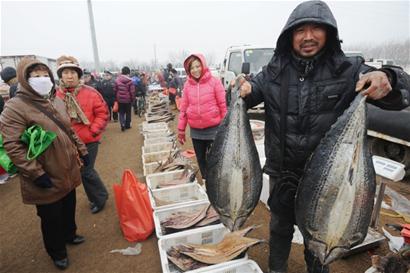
<box><xmin>238</xmin><ymin>1</ymin><xmax>410</xmax><ymax>273</ymax></box>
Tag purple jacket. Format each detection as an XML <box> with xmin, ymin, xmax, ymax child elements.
<box><xmin>114</xmin><ymin>75</ymin><xmax>135</xmax><ymax>103</ymax></box>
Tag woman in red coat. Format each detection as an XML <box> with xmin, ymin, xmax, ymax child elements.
<box><xmin>55</xmin><ymin>55</ymin><xmax>109</xmax><ymax>214</ymax></box>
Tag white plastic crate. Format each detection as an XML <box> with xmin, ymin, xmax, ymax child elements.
<box><xmin>142</xmin><ymin>151</ymin><xmax>170</xmax><ymax>164</ymax></box>
<box><xmin>158</xmin><ymin>224</ymin><xmax>248</xmax><ymax>273</ymax></box>
<box><xmin>260</xmin><ymin>173</ymin><xmax>270</xmax><ymax>209</ymax></box>
<box><xmin>250</xmin><ymin>119</ymin><xmax>265</xmax><ymax>142</ymax></box>
<box><xmin>146</xmin><ymin>169</ymin><xmax>195</xmax><ymax>190</ymax></box>
<box><xmin>153</xmin><ymin>200</ymin><xmax>216</xmax><ymax>238</ymax></box>
<box><xmin>144</xmin><ymin>129</ymin><xmax>172</xmax><ymax>139</ymax></box>
<box><xmin>144</xmin><ymin>136</ymin><xmax>175</xmax><ymax>145</ymax></box>
<box><xmin>256</xmin><ymin>143</ymin><xmax>265</xmax><ymax>158</ymax></box>
<box><xmin>142</xmin><ymin>122</ymin><xmax>168</xmax><ymax>131</ymax></box>
<box><xmin>149</xmin><ymin>183</ymin><xmax>208</xmax><ymax>210</ymax></box>
<box><xmin>194</xmin><ymin>260</ymin><xmax>263</xmax><ymax>273</ymax></box>
<box><xmin>142</xmin><ymin>142</ymin><xmax>174</xmax><ymax>154</ymax></box>
<box><xmin>143</xmin><ymin>162</ymin><xmax>160</xmax><ymax>176</ymax></box>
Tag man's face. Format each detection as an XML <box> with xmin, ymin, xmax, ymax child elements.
<box><xmin>104</xmin><ymin>73</ymin><xmax>112</xmax><ymax>80</ymax></box>
<box><xmin>61</xmin><ymin>68</ymin><xmax>79</xmax><ymax>87</ymax></box>
<box><xmin>292</xmin><ymin>23</ymin><xmax>327</xmax><ymax>58</ymax></box>
<box><xmin>83</xmin><ymin>74</ymin><xmax>91</xmax><ymax>83</ymax></box>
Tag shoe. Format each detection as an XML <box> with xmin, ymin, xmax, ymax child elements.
<box><xmin>66</xmin><ymin>235</ymin><xmax>85</xmax><ymax>245</ymax></box>
<box><xmin>53</xmin><ymin>257</ymin><xmax>69</xmax><ymax>270</ymax></box>
<box><xmin>121</xmin><ymin>126</ymin><xmax>125</xmax><ymax>132</ymax></box>
<box><xmin>125</xmin><ymin>126</ymin><xmax>131</xmax><ymax>129</ymax></box>
<box><xmin>91</xmin><ymin>203</ymin><xmax>105</xmax><ymax>214</ymax></box>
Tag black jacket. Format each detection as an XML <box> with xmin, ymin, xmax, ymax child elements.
<box><xmin>246</xmin><ymin>0</ymin><xmax>410</xmax><ymax>177</ymax></box>
<box><xmin>98</xmin><ymin>79</ymin><xmax>116</xmax><ymax>105</ymax></box>
<box><xmin>9</xmin><ymin>84</ymin><xmax>18</xmax><ymax>98</ymax></box>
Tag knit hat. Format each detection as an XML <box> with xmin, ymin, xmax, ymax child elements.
<box><xmin>56</xmin><ymin>55</ymin><xmax>83</xmax><ymax>78</ymax></box>
<box><xmin>0</xmin><ymin>67</ymin><xmax>17</xmax><ymax>83</ymax></box>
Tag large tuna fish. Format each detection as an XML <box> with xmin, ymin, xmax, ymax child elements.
<box><xmin>295</xmin><ymin>93</ymin><xmax>376</xmax><ymax>265</ymax></box>
<box><xmin>206</xmin><ymin>90</ymin><xmax>263</xmax><ymax>231</ymax></box>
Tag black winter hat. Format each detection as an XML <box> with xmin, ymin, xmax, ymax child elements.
<box><xmin>121</xmin><ymin>66</ymin><xmax>130</xmax><ymax>75</ymax></box>
<box><xmin>1</xmin><ymin>67</ymin><xmax>17</xmax><ymax>83</ymax></box>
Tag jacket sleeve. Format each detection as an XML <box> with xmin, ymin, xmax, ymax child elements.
<box><xmin>113</xmin><ymin>82</ymin><xmax>118</xmax><ymax>101</ymax></box>
<box><xmin>0</xmin><ymin>102</ymin><xmax>44</xmax><ymax>180</ymax></box>
<box><xmin>129</xmin><ymin>82</ymin><xmax>136</xmax><ymax>101</ymax></box>
<box><xmin>177</xmin><ymin>83</ymin><xmax>189</xmax><ymax>131</ymax></box>
<box><xmin>214</xmin><ymin>78</ymin><xmax>227</xmax><ymax>119</ymax></box>
<box><xmin>358</xmin><ymin>63</ymin><xmax>410</xmax><ymax>110</ymax></box>
<box><xmin>89</xmin><ymin>92</ymin><xmax>109</xmax><ymax>136</ymax></box>
<box><xmin>245</xmin><ymin>70</ymin><xmax>265</xmax><ymax>109</ymax></box>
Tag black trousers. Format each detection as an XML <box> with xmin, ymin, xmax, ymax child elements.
<box><xmin>118</xmin><ymin>102</ymin><xmax>132</xmax><ymax>128</ymax></box>
<box><xmin>36</xmin><ymin>190</ymin><xmax>77</xmax><ymax>260</ymax></box>
<box><xmin>106</xmin><ymin>101</ymin><xmax>118</xmax><ymax>121</ymax></box>
<box><xmin>81</xmin><ymin>142</ymin><xmax>108</xmax><ymax>207</ymax></box>
<box><xmin>191</xmin><ymin>138</ymin><xmax>213</xmax><ymax>180</ymax></box>
<box><xmin>268</xmin><ymin>176</ymin><xmax>329</xmax><ymax>273</ymax></box>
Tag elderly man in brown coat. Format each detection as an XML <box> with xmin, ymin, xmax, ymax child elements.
<box><xmin>0</xmin><ymin>58</ymin><xmax>89</xmax><ymax>270</ymax></box>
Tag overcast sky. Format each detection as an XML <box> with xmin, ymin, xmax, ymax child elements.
<box><xmin>1</xmin><ymin>0</ymin><xmax>409</xmax><ymax>67</ymax></box>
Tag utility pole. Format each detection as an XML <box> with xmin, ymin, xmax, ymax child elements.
<box><xmin>154</xmin><ymin>44</ymin><xmax>157</xmax><ymax>69</ymax></box>
<box><xmin>87</xmin><ymin>0</ymin><xmax>100</xmax><ymax>73</ymax></box>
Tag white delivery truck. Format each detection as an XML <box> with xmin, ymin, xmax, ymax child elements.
<box><xmin>219</xmin><ymin>45</ymin><xmax>274</xmax><ymax>110</ymax></box>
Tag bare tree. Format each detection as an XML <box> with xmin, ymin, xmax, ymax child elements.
<box><xmin>344</xmin><ymin>39</ymin><xmax>410</xmax><ymax>67</ymax></box>
<box><xmin>166</xmin><ymin>49</ymin><xmax>190</xmax><ymax>67</ymax></box>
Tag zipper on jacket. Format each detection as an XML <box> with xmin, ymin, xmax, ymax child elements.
<box><xmin>197</xmin><ymin>83</ymin><xmax>201</xmax><ymax>125</ymax></box>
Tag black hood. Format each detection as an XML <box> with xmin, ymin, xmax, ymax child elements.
<box><xmin>275</xmin><ymin>0</ymin><xmax>342</xmax><ymax>56</ymax></box>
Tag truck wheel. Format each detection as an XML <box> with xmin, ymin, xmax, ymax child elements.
<box><xmin>369</xmin><ymin>137</ymin><xmax>410</xmax><ymax>177</ymax></box>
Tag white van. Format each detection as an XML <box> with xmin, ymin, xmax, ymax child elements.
<box><xmin>219</xmin><ymin>45</ymin><xmax>274</xmax><ymax>91</ymax></box>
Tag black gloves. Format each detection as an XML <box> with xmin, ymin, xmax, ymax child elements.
<box><xmin>81</xmin><ymin>154</ymin><xmax>90</xmax><ymax>167</ymax></box>
<box><xmin>34</xmin><ymin>173</ymin><xmax>53</xmax><ymax>188</ymax></box>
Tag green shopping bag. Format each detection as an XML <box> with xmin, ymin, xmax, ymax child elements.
<box><xmin>20</xmin><ymin>125</ymin><xmax>57</xmax><ymax>160</ymax></box>
<box><xmin>0</xmin><ymin>125</ymin><xmax>57</xmax><ymax>174</ymax></box>
<box><xmin>0</xmin><ymin>135</ymin><xmax>18</xmax><ymax>175</ymax></box>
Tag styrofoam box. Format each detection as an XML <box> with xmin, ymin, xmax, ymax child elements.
<box><xmin>194</xmin><ymin>260</ymin><xmax>263</xmax><ymax>273</ymax></box>
<box><xmin>149</xmin><ymin>183</ymin><xmax>208</xmax><ymax>210</ymax></box>
<box><xmin>146</xmin><ymin>169</ymin><xmax>194</xmax><ymax>190</ymax></box>
<box><xmin>142</xmin><ymin>142</ymin><xmax>173</xmax><ymax>154</ymax></box>
<box><xmin>153</xmin><ymin>200</ymin><xmax>213</xmax><ymax>238</ymax></box>
<box><xmin>143</xmin><ymin>151</ymin><xmax>170</xmax><ymax>164</ymax></box>
<box><xmin>142</xmin><ymin>122</ymin><xmax>168</xmax><ymax>131</ymax></box>
<box><xmin>158</xmin><ymin>224</ymin><xmax>248</xmax><ymax>273</ymax></box>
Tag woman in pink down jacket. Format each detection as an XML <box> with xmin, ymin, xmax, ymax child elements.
<box><xmin>178</xmin><ymin>54</ymin><xmax>227</xmax><ymax>180</ymax></box>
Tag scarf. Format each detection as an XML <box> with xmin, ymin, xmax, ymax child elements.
<box><xmin>59</xmin><ymin>82</ymin><xmax>90</xmax><ymax>125</ymax></box>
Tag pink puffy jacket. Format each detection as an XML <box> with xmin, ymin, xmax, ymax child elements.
<box><xmin>178</xmin><ymin>54</ymin><xmax>227</xmax><ymax>131</ymax></box>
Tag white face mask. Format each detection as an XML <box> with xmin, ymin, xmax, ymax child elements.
<box><xmin>28</xmin><ymin>77</ymin><xmax>53</xmax><ymax>96</ymax></box>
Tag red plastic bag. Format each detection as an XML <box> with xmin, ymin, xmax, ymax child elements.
<box><xmin>113</xmin><ymin>169</ymin><xmax>154</xmax><ymax>242</ymax></box>
<box><xmin>112</xmin><ymin>101</ymin><xmax>118</xmax><ymax>113</ymax></box>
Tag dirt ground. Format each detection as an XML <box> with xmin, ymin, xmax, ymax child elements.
<box><xmin>1</xmin><ymin>109</ymin><xmax>409</xmax><ymax>273</ymax></box>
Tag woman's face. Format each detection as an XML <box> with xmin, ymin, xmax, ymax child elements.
<box><xmin>61</xmin><ymin>68</ymin><xmax>79</xmax><ymax>87</ymax></box>
<box><xmin>29</xmin><ymin>69</ymin><xmax>49</xmax><ymax>78</ymax></box>
<box><xmin>189</xmin><ymin>60</ymin><xmax>202</xmax><ymax>79</ymax></box>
